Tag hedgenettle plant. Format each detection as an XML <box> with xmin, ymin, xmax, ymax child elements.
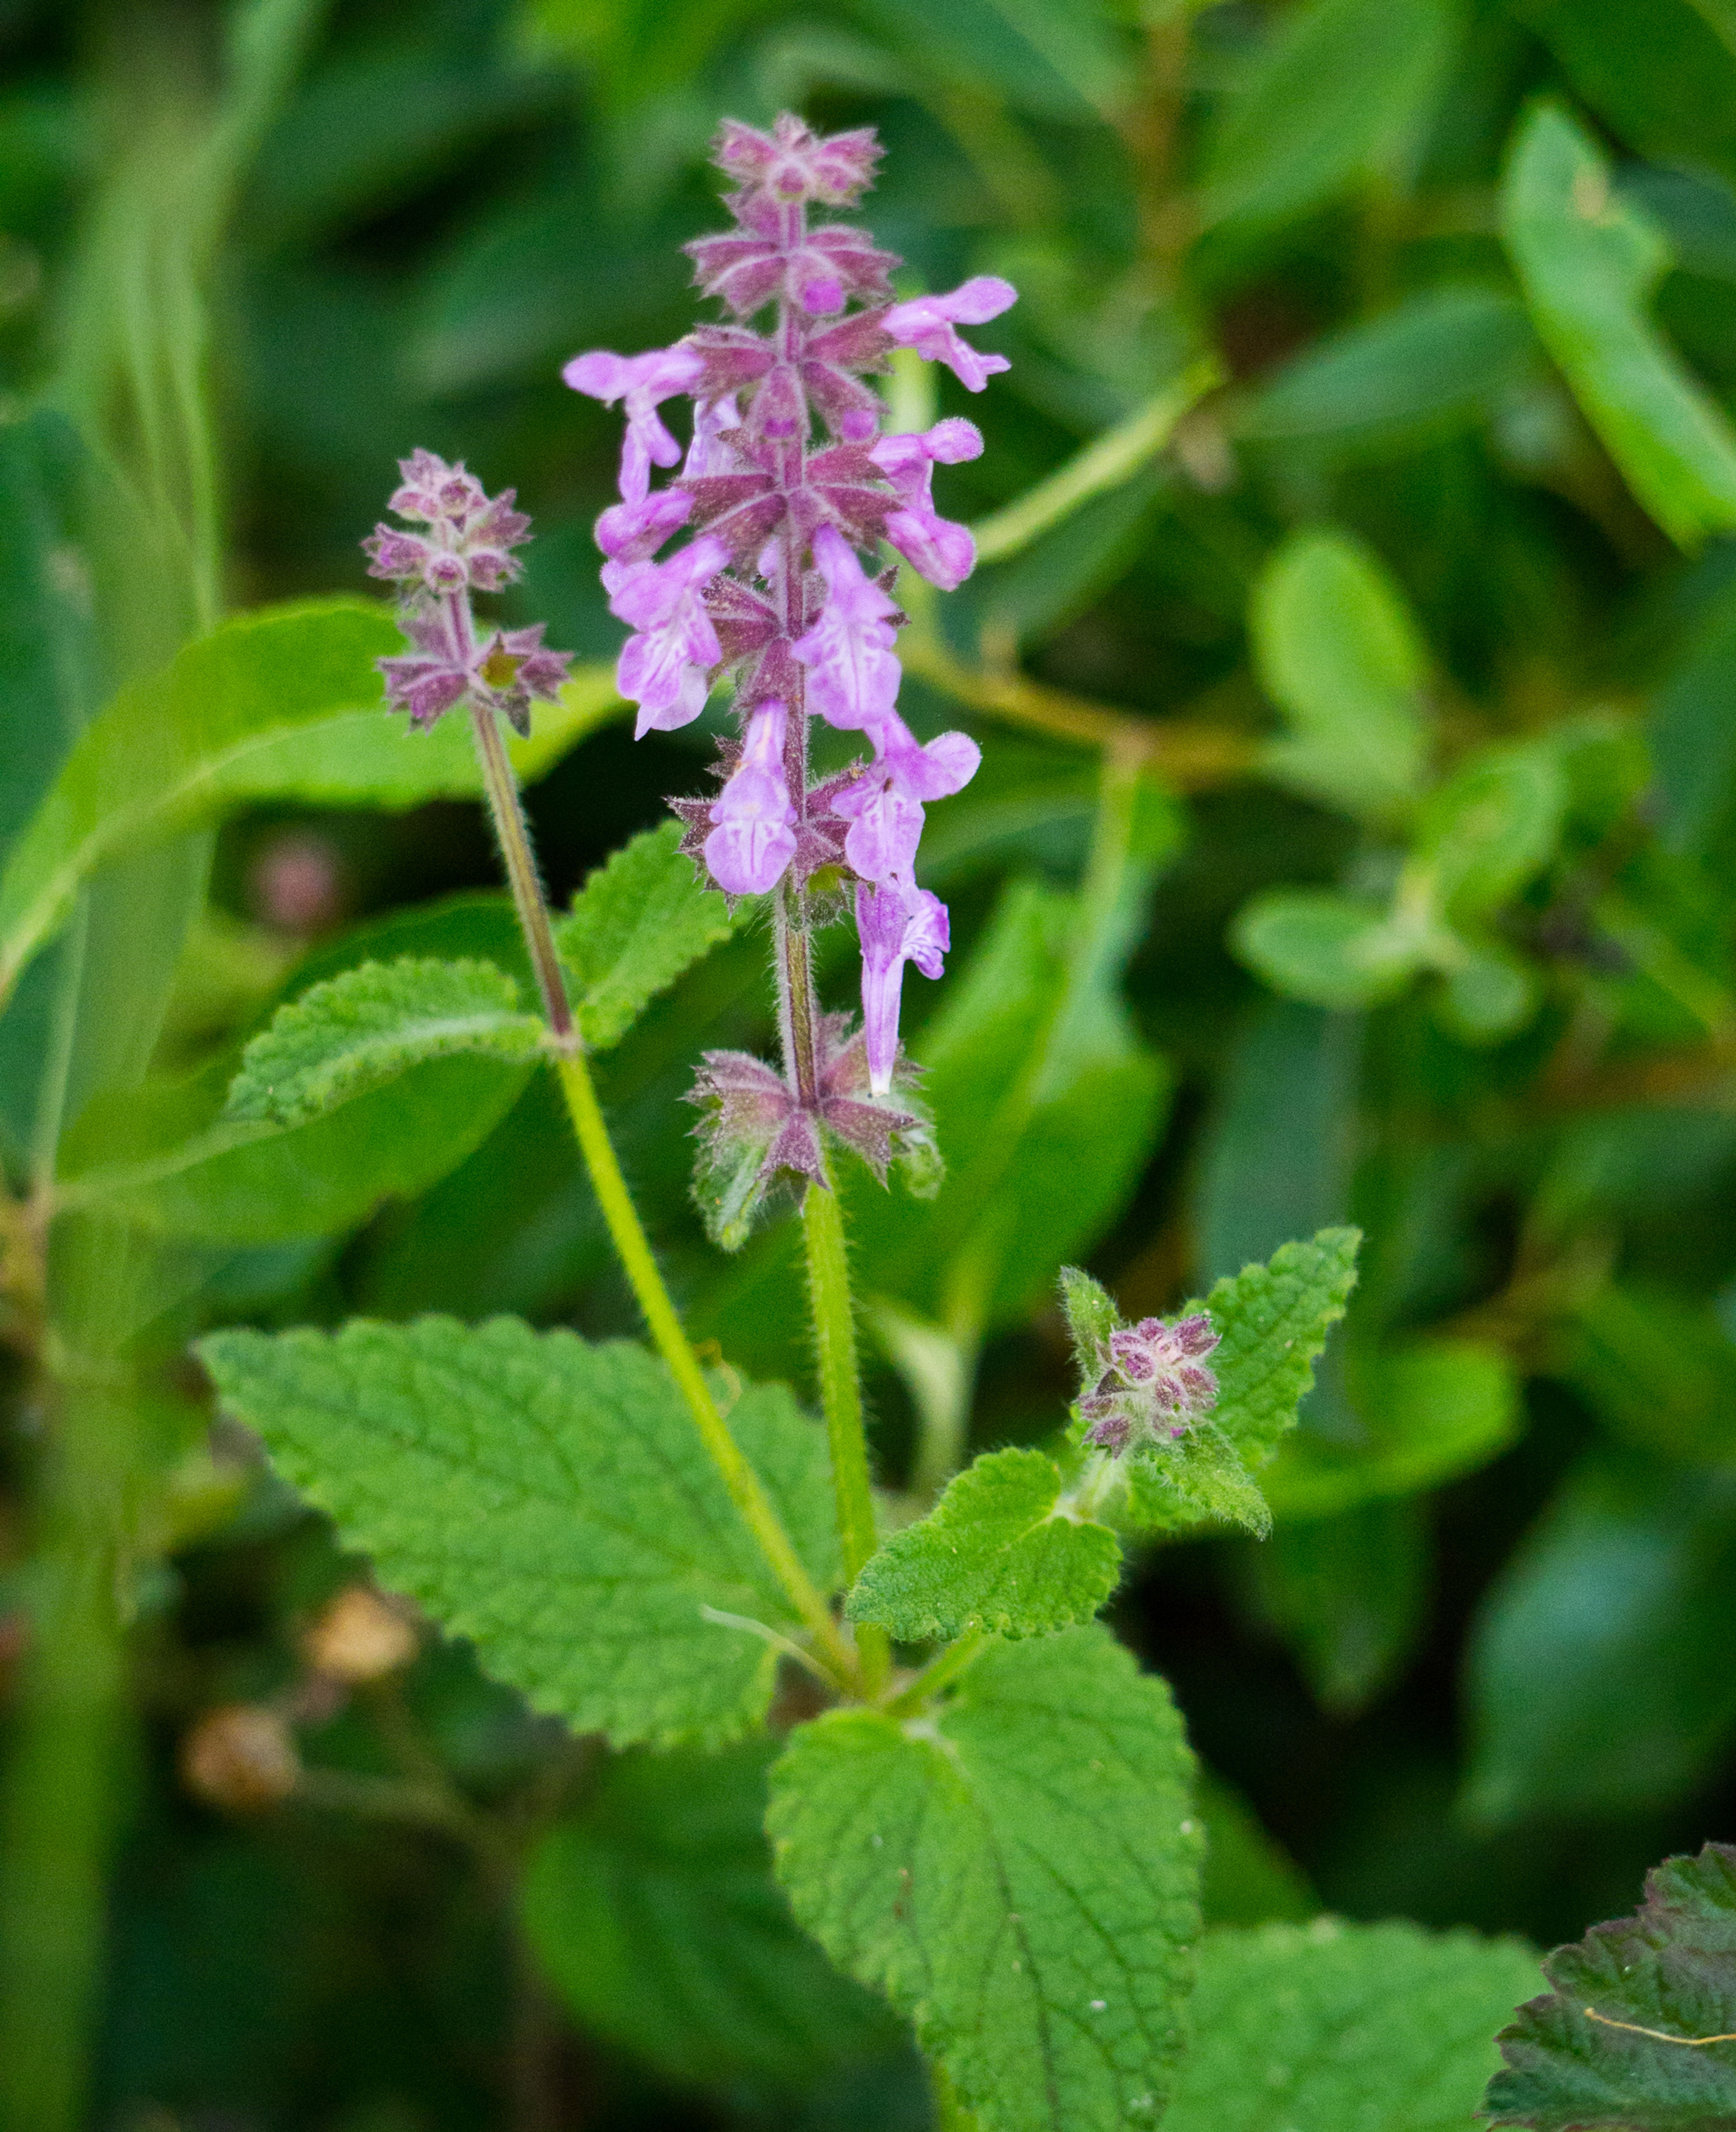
<box><xmin>192</xmin><ymin>117</ymin><xmax>1420</xmax><ymax>2127</ymax></box>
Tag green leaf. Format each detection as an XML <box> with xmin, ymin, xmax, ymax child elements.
<box><xmin>1200</xmin><ymin>0</ymin><xmax>1459</xmax><ymax>234</ymax></box>
<box><xmin>1191</xmin><ymin>1228</ymin><xmax>1363</xmax><ymax>1462</ymax></box>
<box><xmin>847</xmin><ymin>1447</ymin><xmax>1122</xmax><ymax>1642</ymax></box>
<box><xmin>1483</xmin><ymin>1843</ymin><xmax>1736</xmax><ymax>2131</ymax></box>
<box><xmin>1558</xmin><ymin>1282</ymin><xmax>1736</xmax><ymax>1467</ymax></box>
<box><xmin>1093</xmin><ymin>1230</ymin><xmax>1361</xmax><ymax>1541</ymax></box>
<box><xmin>1517</xmin><ymin>0</ymin><xmax>1736</xmax><ymax>196</ymax></box>
<box><xmin>0</xmin><ymin>596</ymin><xmax>619</xmax><ymax>1008</ymax></box>
<box><xmin>1435</xmin><ymin>938</ymin><xmax>1543</xmax><ymax>1045</ymax></box>
<box><xmin>1058</xmin><ymin>1266</ymin><xmax>1119</xmax><ymax>1370</ymax></box>
<box><xmin>1501</xmin><ymin>102</ymin><xmax>1736</xmax><ymax>548</ymax></box>
<box><xmin>846</xmin><ymin>877</ymin><xmax>1170</xmax><ymax>1332</ymax></box>
<box><xmin>223</xmin><ymin>958</ymin><xmax>547</xmax><ymax>1128</ymax></box>
<box><xmin>58</xmin><ymin>901</ymin><xmax>538</xmax><ymax>1244</ymax></box>
<box><xmin>1464</xmin><ymin>1453</ymin><xmax>1736</xmax><ymax>1823</ymax></box>
<box><xmin>553</xmin><ymin>820</ymin><xmax>737</xmax><ymax>1049</ymax></box>
<box><xmin>1238</xmin><ymin>284</ymin><xmax>1537</xmax><ymax>454</ymax></box>
<box><xmin>1230</xmin><ymin>890</ymin><xmax>1421</xmax><ymax>1011</ymax></box>
<box><xmin>767</xmin><ymin>1625</ymin><xmax>1202</xmax><ymax>2132</ymax></box>
<box><xmin>1194</xmin><ymin>1000</ymin><xmax>1361</xmax><ymax>1287</ymax></box>
<box><xmin>520</xmin><ymin>1739</ymin><xmax>898</xmax><ymax>2091</ymax></box>
<box><xmin>1410</xmin><ymin>740</ymin><xmax>1568</xmax><ymax>922</ymax></box>
<box><xmin>1194</xmin><ymin>1772</ymin><xmax>1319</xmax><ymax>1928</ymax></box>
<box><xmin>1263</xmin><ymin>1339</ymin><xmax>1520</xmax><ymax>1519</ymax></box>
<box><xmin>1162</xmin><ymin>1919</ymin><xmax>1541</xmax><ymax>2132</ymax></box>
<box><xmin>197</xmin><ymin>1317</ymin><xmax>839</xmax><ymax>1748</ymax></box>
<box><xmin>1252</xmin><ymin>1496</ymin><xmax>1431</xmax><ymax>1713</ymax></box>
<box><xmin>1250</xmin><ymin>527</ymin><xmax>1434</xmax><ymax>821</ymax></box>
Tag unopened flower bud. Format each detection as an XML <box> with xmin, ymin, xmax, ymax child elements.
<box><xmin>303</xmin><ymin>1585</ymin><xmax>419</xmax><ymax>1683</ymax></box>
<box><xmin>181</xmin><ymin>1704</ymin><xmax>300</xmax><ymax>1814</ymax></box>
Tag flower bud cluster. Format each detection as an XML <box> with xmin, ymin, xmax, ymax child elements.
<box><xmin>566</xmin><ymin>112</ymin><xmax>1015</xmax><ymax>1220</ymax></box>
<box><xmin>1078</xmin><ymin>1312</ymin><xmax>1222</xmax><ymax>1457</ymax></box>
<box><xmin>365</xmin><ymin>449</ymin><xmax>572</xmax><ymax>736</ymax></box>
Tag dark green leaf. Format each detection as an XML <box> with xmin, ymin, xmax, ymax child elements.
<box><xmin>1252</xmin><ymin>1495</ymin><xmax>1431</xmax><ymax>1712</ymax></box>
<box><xmin>521</xmin><ymin>1740</ymin><xmax>898</xmax><ymax>2090</ymax></box>
<box><xmin>198</xmin><ymin>1317</ymin><xmax>839</xmax><ymax>1748</ymax></box>
<box><xmin>554</xmin><ymin>820</ymin><xmax>738</xmax><ymax>1049</ymax></box>
<box><xmin>847</xmin><ymin>1447</ymin><xmax>1122</xmax><ymax>1641</ymax></box>
<box><xmin>1484</xmin><ymin>1844</ymin><xmax>1736</xmax><ymax>2131</ymax></box>
<box><xmin>768</xmin><ymin>1625</ymin><xmax>1201</xmax><ymax>2132</ymax></box>
<box><xmin>1239</xmin><ymin>284</ymin><xmax>1537</xmax><ymax>454</ymax></box>
<box><xmin>1200</xmin><ymin>0</ymin><xmax>1459</xmax><ymax>233</ymax></box>
<box><xmin>1465</xmin><ymin>1455</ymin><xmax>1736</xmax><ymax>1823</ymax></box>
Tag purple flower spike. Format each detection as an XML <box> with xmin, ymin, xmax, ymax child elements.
<box><xmin>564</xmin><ymin>344</ymin><xmax>707</xmax><ymax>502</ymax></box>
<box><xmin>858</xmin><ymin>878</ymin><xmax>949</xmax><ymax>1096</ymax></box>
<box><xmin>608</xmin><ymin>534</ymin><xmax>728</xmax><ymax>738</ymax></box>
<box><xmin>571</xmin><ymin>113</ymin><xmax>1013</xmax><ymax>1237</ymax></box>
<box><xmin>792</xmin><ymin>525</ymin><xmax>902</xmax><ymax>733</ymax></box>
<box><xmin>705</xmin><ymin>701</ymin><xmax>797</xmax><ymax>895</ymax></box>
<box><xmin>883</xmin><ymin>277</ymin><xmax>1018</xmax><ymax>392</ymax></box>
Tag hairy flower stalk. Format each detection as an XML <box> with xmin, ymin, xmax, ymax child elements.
<box><xmin>567</xmin><ymin>113</ymin><xmax>1015</xmax><ymax>1242</ymax></box>
<box><xmin>365</xmin><ymin>452</ymin><xmax>576</xmax><ymax>1034</ymax></box>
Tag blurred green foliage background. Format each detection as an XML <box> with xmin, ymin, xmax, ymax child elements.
<box><xmin>5</xmin><ymin>0</ymin><xmax>1736</xmax><ymax>2125</ymax></box>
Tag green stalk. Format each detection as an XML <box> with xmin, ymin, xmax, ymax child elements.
<box><xmin>465</xmin><ymin>701</ymin><xmax>856</xmax><ymax>1687</ymax></box>
<box><xmin>801</xmin><ymin>1170</ymin><xmax>890</xmax><ymax>1693</ymax></box>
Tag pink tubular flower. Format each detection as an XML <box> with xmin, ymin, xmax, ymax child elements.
<box><xmin>857</xmin><ymin>878</ymin><xmax>950</xmax><ymax>1095</ymax></box>
<box><xmin>608</xmin><ymin>535</ymin><xmax>727</xmax><ymax>737</ymax></box>
<box><xmin>883</xmin><ymin>277</ymin><xmax>1017</xmax><ymax>392</ymax></box>
<box><xmin>596</xmin><ymin>487</ymin><xmax>692</xmax><ymax>563</ymax></box>
<box><xmin>564</xmin><ymin>344</ymin><xmax>706</xmax><ymax>502</ymax></box>
<box><xmin>871</xmin><ymin>418</ymin><xmax>983</xmax><ymax>591</ymax></box>
<box><xmin>834</xmin><ymin>713</ymin><xmax>981</xmax><ymax>884</ymax></box>
<box><xmin>705</xmin><ymin>701</ymin><xmax>797</xmax><ymax>895</ymax></box>
<box><xmin>791</xmin><ymin>525</ymin><xmax>902</xmax><ymax>732</ymax></box>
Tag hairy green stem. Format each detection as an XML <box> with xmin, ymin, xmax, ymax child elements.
<box><xmin>464</xmin><ymin>702</ymin><xmax>855</xmax><ymax>1684</ymax></box>
<box><xmin>801</xmin><ymin>1171</ymin><xmax>891</xmax><ymax>1693</ymax></box>
<box><xmin>552</xmin><ymin>1051</ymin><xmax>852</xmax><ymax>1680</ymax></box>
<box><xmin>886</xmin><ymin>1628</ymin><xmax>986</xmax><ymax>1716</ymax></box>
<box><xmin>467</xmin><ymin>700</ymin><xmax>575</xmax><ymax>1040</ymax></box>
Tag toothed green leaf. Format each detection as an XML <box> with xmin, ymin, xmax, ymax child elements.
<box><xmin>848</xmin><ymin>1447</ymin><xmax>1122</xmax><ymax>1641</ymax></box>
<box><xmin>223</xmin><ymin>957</ymin><xmax>546</xmax><ymax>1128</ymax></box>
<box><xmin>1163</xmin><ymin>1919</ymin><xmax>1540</xmax><ymax>2132</ymax></box>
<box><xmin>197</xmin><ymin>1316</ymin><xmax>839</xmax><ymax>1749</ymax></box>
<box><xmin>1484</xmin><ymin>1843</ymin><xmax>1736</xmax><ymax>2130</ymax></box>
<box><xmin>554</xmin><ymin>820</ymin><xmax>738</xmax><ymax>1048</ymax></box>
<box><xmin>768</xmin><ymin>1625</ymin><xmax>1201</xmax><ymax>2132</ymax></box>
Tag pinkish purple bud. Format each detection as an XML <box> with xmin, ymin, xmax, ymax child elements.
<box><xmin>704</xmin><ymin>700</ymin><xmax>797</xmax><ymax>895</ymax></box>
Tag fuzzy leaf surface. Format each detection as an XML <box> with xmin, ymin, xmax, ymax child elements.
<box><xmin>847</xmin><ymin>1447</ymin><xmax>1122</xmax><ymax>1642</ymax></box>
<box><xmin>198</xmin><ymin>1317</ymin><xmax>838</xmax><ymax>1748</ymax></box>
<box><xmin>768</xmin><ymin>1624</ymin><xmax>1201</xmax><ymax>2132</ymax></box>
<box><xmin>224</xmin><ymin>957</ymin><xmax>547</xmax><ymax>1127</ymax></box>
<box><xmin>1162</xmin><ymin>1919</ymin><xmax>1540</xmax><ymax>2132</ymax></box>
<box><xmin>1116</xmin><ymin>1229</ymin><xmax>1361</xmax><ymax>1537</ymax></box>
<box><xmin>521</xmin><ymin>1739</ymin><xmax>898</xmax><ymax>2091</ymax></box>
<box><xmin>1484</xmin><ymin>1844</ymin><xmax>1736</xmax><ymax>2129</ymax></box>
<box><xmin>553</xmin><ymin>821</ymin><xmax>738</xmax><ymax>1048</ymax></box>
